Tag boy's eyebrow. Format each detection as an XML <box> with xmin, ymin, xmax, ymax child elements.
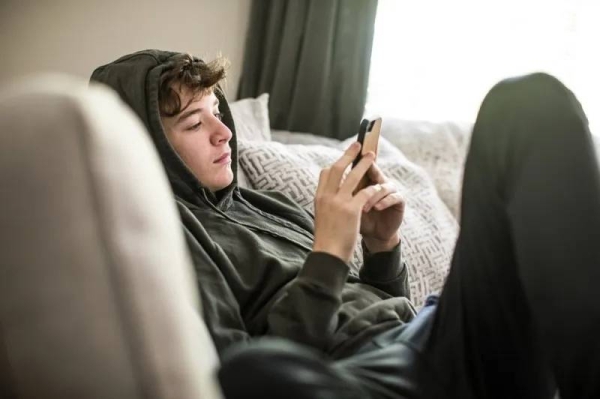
<box><xmin>176</xmin><ymin>98</ymin><xmax>220</xmax><ymax>125</ymax></box>
<box><xmin>176</xmin><ymin>109</ymin><xmax>201</xmax><ymax>125</ymax></box>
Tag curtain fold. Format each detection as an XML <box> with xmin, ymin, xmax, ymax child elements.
<box><xmin>237</xmin><ymin>0</ymin><xmax>378</xmax><ymax>140</ymax></box>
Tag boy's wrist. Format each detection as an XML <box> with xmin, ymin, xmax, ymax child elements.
<box><xmin>312</xmin><ymin>241</ymin><xmax>352</xmax><ymax>263</ymax></box>
<box><xmin>363</xmin><ymin>234</ymin><xmax>400</xmax><ymax>254</ymax></box>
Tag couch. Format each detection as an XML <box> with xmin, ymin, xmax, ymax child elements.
<box><xmin>7</xmin><ymin>71</ymin><xmax>545</xmax><ymax>397</ymax></box>
<box><xmin>0</xmin><ymin>76</ymin><xmax>223</xmax><ymax>399</ymax></box>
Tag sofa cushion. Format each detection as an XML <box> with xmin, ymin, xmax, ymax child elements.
<box><xmin>238</xmin><ymin>137</ymin><xmax>458</xmax><ymax>308</ymax></box>
<box><xmin>0</xmin><ymin>76</ymin><xmax>222</xmax><ymax>399</ymax></box>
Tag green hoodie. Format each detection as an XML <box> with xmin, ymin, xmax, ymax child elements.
<box><xmin>90</xmin><ymin>50</ymin><xmax>415</xmax><ymax>359</ymax></box>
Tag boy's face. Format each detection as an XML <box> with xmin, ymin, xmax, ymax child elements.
<box><xmin>161</xmin><ymin>87</ymin><xmax>234</xmax><ymax>192</ymax></box>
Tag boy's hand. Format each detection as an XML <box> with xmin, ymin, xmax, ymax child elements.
<box><xmin>312</xmin><ymin>142</ymin><xmax>385</xmax><ymax>263</ymax></box>
<box><xmin>360</xmin><ymin>163</ymin><xmax>405</xmax><ymax>253</ymax></box>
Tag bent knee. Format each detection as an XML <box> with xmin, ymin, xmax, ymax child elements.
<box><xmin>490</xmin><ymin>71</ymin><xmax>572</xmax><ymax>103</ymax></box>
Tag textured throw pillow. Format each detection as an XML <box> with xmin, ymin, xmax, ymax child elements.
<box><xmin>380</xmin><ymin>119</ymin><xmax>473</xmax><ymax>220</ymax></box>
<box><xmin>229</xmin><ymin>93</ymin><xmax>271</xmax><ymax>141</ymax></box>
<box><xmin>238</xmin><ymin>137</ymin><xmax>458</xmax><ymax>308</ymax></box>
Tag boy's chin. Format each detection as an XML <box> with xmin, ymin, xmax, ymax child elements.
<box><xmin>213</xmin><ymin>174</ymin><xmax>235</xmax><ymax>192</ymax></box>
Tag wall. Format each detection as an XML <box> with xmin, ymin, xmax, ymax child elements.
<box><xmin>0</xmin><ymin>0</ymin><xmax>251</xmax><ymax>98</ymax></box>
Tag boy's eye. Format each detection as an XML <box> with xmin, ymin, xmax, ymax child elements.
<box><xmin>188</xmin><ymin>122</ymin><xmax>201</xmax><ymax>131</ymax></box>
<box><xmin>214</xmin><ymin>112</ymin><xmax>223</xmax><ymax>121</ymax></box>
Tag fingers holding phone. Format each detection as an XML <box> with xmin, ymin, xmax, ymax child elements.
<box><xmin>339</xmin><ymin>150</ymin><xmax>376</xmax><ymax>196</ymax></box>
<box><xmin>313</xmin><ymin>144</ymin><xmax>378</xmax><ymax>262</ymax></box>
<box><xmin>312</xmin><ymin>118</ymin><xmax>387</xmax><ymax>261</ymax></box>
<box><xmin>349</xmin><ymin>118</ymin><xmax>405</xmax><ymax>252</ymax></box>
<box><xmin>359</xmin><ymin>162</ymin><xmax>405</xmax><ymax>253</ymax></box>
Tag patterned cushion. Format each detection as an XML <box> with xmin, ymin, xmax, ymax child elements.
<box><xmin>238</xmin><ymin>137</ymin><xmax>458</xmax><ymax>308</ymax></box>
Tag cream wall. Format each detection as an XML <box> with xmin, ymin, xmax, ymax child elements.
<box><xmin>0</xmin><ymin>0</ymin><xmax>251</xmax><ymax>98</ymax></box>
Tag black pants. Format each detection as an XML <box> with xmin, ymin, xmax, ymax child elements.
<box><xmin>218</xmin><ymin>73</ymin><xmax>600</xmax><ymax>399</ymax></box>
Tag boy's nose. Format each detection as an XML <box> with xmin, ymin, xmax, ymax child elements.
<box><xmin>211</xmin><ymin>117</ymin><xmax>233</xmax><ymax>145</ymax></box>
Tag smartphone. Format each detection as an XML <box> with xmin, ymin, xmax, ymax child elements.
<box><xmin>352</xmin><ymin>117</ymin><xmax>382</xmax><ymax>193</ymax></box>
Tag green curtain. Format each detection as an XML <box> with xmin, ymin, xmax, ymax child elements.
<box><xmin>237</xmin><ymin>0</ymin><xmax>378</xmax><ymax>140</ymax></box>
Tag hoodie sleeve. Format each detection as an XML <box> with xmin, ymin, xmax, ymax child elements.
<box><xmin>186</xmin><ymin>220</ymin><xmax>349</xmax><ymax>353</ymax></box>
<box><xmin>266</xmin><ymin>252</ymin><xmax>350</xmax><ymax>352</ymax></box>
<box><xmin>180</xmin><ymin>202</ymin><xmax>347</xmax><ymax>355</ymax></box>
<box><xmin>359</xmin><ymin>241</ymin><xmax>411</xmax><ymax>299</ymax></box>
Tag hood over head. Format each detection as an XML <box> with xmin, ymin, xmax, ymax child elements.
<box><xmin>90</xmin><ymin>49</ymin><xmax>238</xmax><ymax>209</ymax></box>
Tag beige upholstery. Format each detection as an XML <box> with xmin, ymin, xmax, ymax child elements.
<box><xmin>0</xmin><ymin>76</ymin><xmax>222</xmax><ymax>399</ymax></box>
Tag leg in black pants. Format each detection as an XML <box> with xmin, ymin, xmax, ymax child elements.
<box><xmin>219</xmin><ymin>73</ymin><xmax>600</xmax><ymax>399</ymax></box>
<box><xmin>422</xmin><ymin>72</ymin><xmax>600</xmax><ymax>399</ymax></box>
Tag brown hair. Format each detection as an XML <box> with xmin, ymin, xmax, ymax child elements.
<box><xmin>159</xmin><ymin>53</ymin><xmax>228</xmax><ymax>117</ymax></box>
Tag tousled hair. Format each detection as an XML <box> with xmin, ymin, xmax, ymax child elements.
<box><xmin>159</xmin><ymin>53</ymin><xmax>228</xmax><ymax>117</ymax></box>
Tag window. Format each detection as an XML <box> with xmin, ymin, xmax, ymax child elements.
<box><xmin>366</xmin><ymin>0</ymin><xmax>599</xmax><ymax>134</ymax></box>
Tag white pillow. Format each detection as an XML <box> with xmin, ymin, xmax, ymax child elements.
<box><xmin>229</xmin><ymin>93</ymin><xmax>271</xmax><ymax>141</ymax></box>
<box><xmin>238</xmin><ymin>137</ymin><xmax>458</xmax><ymax>308</ymax></box>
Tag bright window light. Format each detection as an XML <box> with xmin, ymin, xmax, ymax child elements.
<box><xmin>366</xmin><ymin>0</ymin><xmax>599</xmax><ymax>134</ymax></box>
